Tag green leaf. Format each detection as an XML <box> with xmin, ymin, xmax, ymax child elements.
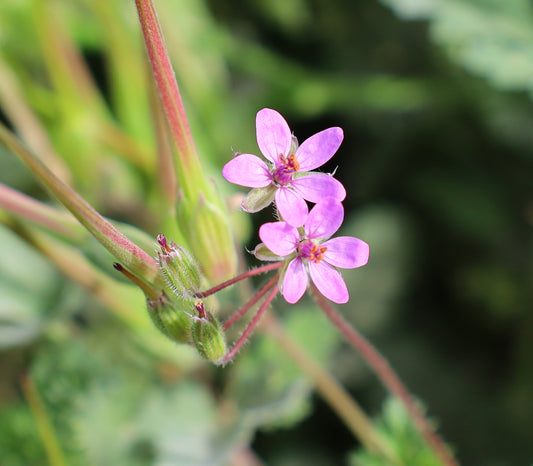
<box><xmin>349</xmin><ymin>397</ymin><xmax>447</xmax><ymax>466</ymax></box>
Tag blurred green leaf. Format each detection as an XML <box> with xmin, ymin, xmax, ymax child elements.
<box><xmin>349</xmin><ymin>397</ymin><xmax>445</xmax><ymax>466</ymax></box>
<box><xmin>381</xmin><ymin>0</ymin><xmax>533</xmax><ymax>97</ymax></box>
<box><xmin>0</xmin><ymin>225</ymin><xmax>61</xmax><ymax>348</ymax></box>
<box><xmin>227</xmin><ymin>306</ymin><xmax>340</xmax><ymax>430</ymax></box>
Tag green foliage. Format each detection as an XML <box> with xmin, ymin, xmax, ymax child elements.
<box><xmin>381</xmin><ymin>0</ymin><xmax>533</xmax><ymax>96</ymax></box>
<box><xmin>0</xmin><ymin>404</ymin><xmax>46</xmax><ymax>466</ymax></box>
<box><xmin>227</xmin><ymin>306</ymin><xmax>340</xmax><ymax>429</ymax></box>
<box><xmin>0</xmin><ymin>225</ymin><xmax>62</xmax><ymax>349</ymax></box>
<box><xmin>349</xmin><ymin>398</ymin><xmax>444</xmax><ymax>466</ymax></box>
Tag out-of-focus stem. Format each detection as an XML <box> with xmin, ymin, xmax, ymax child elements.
<box><xmin>261</xmin><ymin>312</ymin><xmax>399</xmax><ymax>463</ymax></box>
<box><xmin>311</xmin><ymin>285</ymin><xmax>458</xmax><ymax>466</ymax></box>
<box><xmin>0</xmin><ymin>124</ymin><xmax>161</xmax><ymax>286</ymax></box>
<box><xmin>0</xmin><ymin>182</ymin><xmax>83</xmax><ymax>240</ymax></box>
<box><xmin>0</xmin><ymin>56</ymin><xmax>72</xmax><ymax>183</ymax></box>
<box><xmin>21</xmin><ymin>375</ymin><xmax>67</xmax><ymax>466</ymax></box>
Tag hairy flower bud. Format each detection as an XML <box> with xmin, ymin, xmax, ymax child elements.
<box><xmin>157</xmin><ymin>234</ymin><xmax>201</xmax><ymax>297</ymax></box>
<box><xmin>147</xmin><ymin>293</ymin><xmax>194</xmax><ymax>343</ymax></box>
<box><xmin>191</xmin><ymin>301</ymin><xmax>227</xmax><ymax>363</ymax></box>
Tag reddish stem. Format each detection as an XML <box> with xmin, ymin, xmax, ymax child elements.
<box><xmin>195</xmin><ymin>262</ymin><xmax>283</xmax><ymax>298</ymax></box>
<box><xmin>223</xmin><ymin>274</ymin><xmax>279</xmax><ymax>330</ymax></box>
<box><xmin>311</xmin><ymin>285</ymin><xmax>459</xmax><ymax>466</ymax></box>
<box><xmin>221</xmin><ymin>284</ymin><xmax>279</xmax><ymax>364</ymax></box>
<box><xmin>134</xmin><ymin>0</ymin><xmax>196</xmax><ymax>167</ymax></box>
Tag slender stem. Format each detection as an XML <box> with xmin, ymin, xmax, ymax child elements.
<box><xmin>311</xmin><ymin>285</ymin><xmax>459</xmax><ymax>466</ymax></box>
<box><xmin>223</xmin><ymin>274</ymin><xmax>279</xmax><ymax>330</ymax></box>
<box><xmin>261</xmin><ymin>312</ymin><xmax>399</xmax><ymax>462</ymax></box>
<box><xmin>0</xmin><ymin>182</ymin><xmax>83</xmax><ymax>240</ymax></box>
<box><xmin>196</xmin><ymin>262</ymin><xmax>283</xmax><ymax>298</ymax></box>
<box><xmin>221</xmin><ymin>284</ymin><xmax>279</xmax><ymax>364</ymax></box>
<box><xmin>0</xmin><ymin>124</ymin><xmax>161</xmax><ymax>285</ymax></box>
<box><xmin>21</xmin><ymin>375</ymin><xmax>67</xmax><ymax>466</ymax></box>
<box><xmin>134</xmin><ymin>0</ymin><xmax>202</xmax><ymax>198</ymax></box>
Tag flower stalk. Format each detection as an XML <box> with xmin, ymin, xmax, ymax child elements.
<box><xmin>195</xmin><ymin>262</ymin><xmax>283</xmax><ymax>298</ymax></box>
<box><xmin>220</xmin><ymin>281</ymin><xmax>279</xmax><ymax>364</ymax></box>
<box><xmin>311</xmin><ymin>285</ymin><xmax>458</xmax><ymax>466</ymax></box>
<box><xmin>135</xmin><ymin>0</ymin><xmax>237</xmax><ymax>281</ymax></box>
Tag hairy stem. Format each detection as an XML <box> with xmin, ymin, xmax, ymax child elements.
<box><xmin>223</xmin><ymin>274</ymin><xmax>279</xmax><ymax>330</ymax></box>
<box><xmin>221</xmin><ymin>284</ymin><xmax>279</xmax><ymax>364</ymax></box>
<box><xmin>311</xmin><ymin>285</ymin><xmax>458</xmax><ymax>466</ymax></box>
<box><xmin>196</xmin><ymin>262</ymin><xmax>283</xmax><ymax>298</ymax></box>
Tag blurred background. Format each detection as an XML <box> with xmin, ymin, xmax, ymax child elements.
<box><xmin>1</xmin><ymin>0</ymin><xmax>532</xmax><ymax>465</ymax></box>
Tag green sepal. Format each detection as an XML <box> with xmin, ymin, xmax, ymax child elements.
<box><xmin>147</xmin><ymin>293</ymin><xmax>194</xmax><ymax>343</ymax></box>
<box><xmin>191</xmin><ymin>308</ymin><xmax>227</xmax><ymax>362</ymax></box>
<box><xmin>241</xmin><ymin>185</ymin><xmax>277</xmax><ymax>213</ymax></box>
<box><xmin>157</xmin><ymin>235</ymin><xmax>201</xmax><ymax>298</ymax></box>
<box><xmin>252</xmin><ymin>243</ymin><xmax>285</xmax><ymax>262</ymax></box>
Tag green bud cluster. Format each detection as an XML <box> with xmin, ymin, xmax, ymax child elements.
<box><xmin>149</xmin><ymin>235</ymin><xmax>228</xmax><ymax>361</ymax></box>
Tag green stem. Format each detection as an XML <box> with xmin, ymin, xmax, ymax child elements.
<box><xmin>0</xmin><ymin>124</ymin><xmax>161</xmax><ymax>286</ymax></box>
<box><xmin>311</xmin><ymin>285</ymin><xmax>459</xmax><ymax>466</ymax></box>
<box><xmin>261</xmin><ymin>312</ymin><xmax>399</xmax><ymax>463</ymax></box>
<box><xmin>21</xmin><ymin>375</ymin><xmax>67</xmax><ymax>466</ymax></box>
<box><xmin>0</xmin><ymin>182</ymin><xmax>83</xmax><ymax>240</ymax></box>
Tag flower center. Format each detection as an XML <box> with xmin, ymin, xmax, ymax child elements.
<box><xmin>272</xmin><ymin>153</ymin><xmax>300</xmax><ymax>185</ymax></box>
<box><xmin>299</xmin><ymin>239</ymin><xmax>327</xmax><ymax>264</ymax></box>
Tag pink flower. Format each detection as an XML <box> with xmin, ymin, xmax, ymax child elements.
<box><xmin>257</xmin><ymin>199</ymin><xmax>369</xmax><ymax>304</ymax></box>
<box><xmin>222</xmin><ymin>108</ymin><xmax>346</xmax><ymax>227</ymax></box>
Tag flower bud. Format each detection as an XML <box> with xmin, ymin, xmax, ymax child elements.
<box><xmin>157</xmin><ymin>234</ymin><xmax>201</xmax><ymax>297</ymax></box>
<box><xmin>178</xmin><ymin>195</ymin><xmax>237</xmax><ymax>282</ymax></box>
<box><xmin>191</xmin><ymin>301</ymin><xmax>227</xmax><ymax>362</ymax></box>
<box><xmin>147</xmin><ymin>293</ymin><xmax>193</xmax><ymax>343</ymax></box>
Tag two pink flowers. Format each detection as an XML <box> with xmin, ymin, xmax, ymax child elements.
<box><xmin>223</xmin><ymin>108</ymin><xmax>369</xmax><ymax>304</ymax></box>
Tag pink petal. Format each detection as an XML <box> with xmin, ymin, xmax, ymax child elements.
<box><xmin>309</xmin><ymin>261</ymin><xmax>349</xmax><ymax>304</ymax></box>
<box><xmin>322</xmin><ymin>237</ymin><xmax>369</xmax><ymax>269</ymax></box>
<box><xmin>259</xmin><ymin>221</ymin><xmax>299</xmax><ymax>257</ymax></box>
<box><xmin>256</xmin><ymin>108</ymin><xmax>292</xmax><ymax>165</ymax></box>
<box><xmin>295</xmin><ymin>127</ymin><xmax>343</xmax><ymax>171</ymax></box>
<box><xmin>222</xmin><ymin>154</ymin><xmax>271</xmax><ymax>188</ymax></box>
<box><xmin>304</xmin><ymin>198</ymin><xmax>344</xmax><ymax>239</ymax></box>
<box><xmin>282</xmin><ymin>257</ymin><xmax>308</xmax><ymax>304</ymax></box>
<box><xmin>291</xmin><ymin>174</ymin><xmax>346</xmax><ymax>203</ymax></box>
<box><xmin>275</xmin><ymin>187</ymin><xmax>308</xmax><ymax>227</ymax></box>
